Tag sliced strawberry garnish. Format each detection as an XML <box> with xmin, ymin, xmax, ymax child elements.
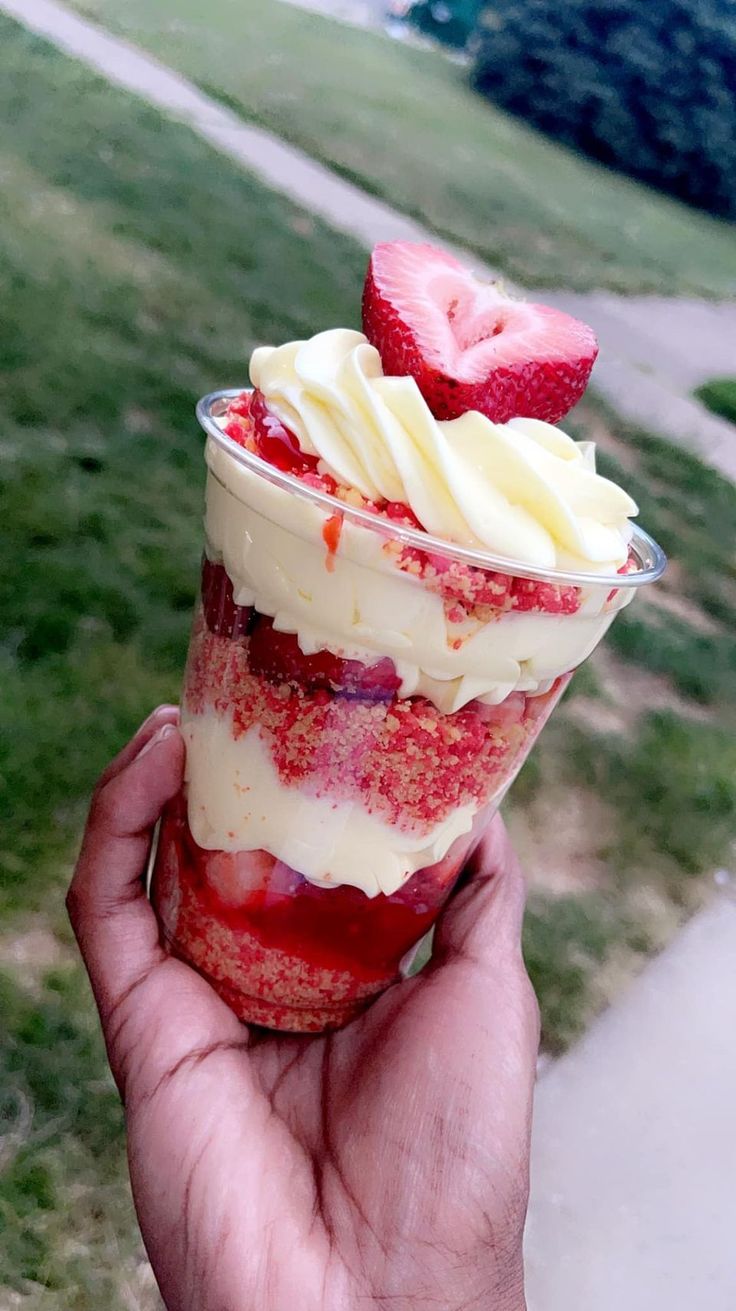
<box><xmin>248</xmin><ymin>613</ymin><xmax>400</xmax><ymax>700</ymax></box>
<box><xmin>362</xmin><ymin>242</ymin><xmax>597</xmax><ymax>425</ymax></box>
<box><xmin>250</xmin><ymin>390</ymin><xmax>318</xmax><ymax>475</ymax></box>
<box><xmin>201</xmin><ymin>559</ymin><xmax>254</xmax><ymax>638</ymax></box>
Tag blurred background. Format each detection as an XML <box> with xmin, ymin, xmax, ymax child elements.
<box><xmin>1</xmin><ymin>0</ymin><xmax>734</xmax><ymax>1306</ymax></box>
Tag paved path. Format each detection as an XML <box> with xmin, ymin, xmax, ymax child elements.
<box><xmin>280</xmin><ymin>0</ymin><xmax>386</xmax><ymax>27</ymax></box>
<box><xmin>5</xmin><ymin>0</ymin><xmax>736</xmax><ymax>479</ymax></box>
<box><xmin>540</xmin><ymin>289</ymin><xmax>736</xmax><ymax>480</ymax></box>
<box><xmin>527</xmin><ymin>892</ymin><xmax>736</xmax><ymax>1310</ymax></box>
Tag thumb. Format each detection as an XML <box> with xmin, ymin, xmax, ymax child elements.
<box><xmin>432</xmin><ymin>815</ymin><xmax>529</xmax><ymax>973</ymax></box>
<box><xmin>426</xmin><ymin>815</ymin><xmax>541</xmax><ymax>1064</ymax></box>
<box><xmin>69</xmin><ymin>710</ymin><xmax>249</xmax><ymax>1104</ymax></box>
<box><xmin>67</xmin><ymin>713</ymin><xmax>185</xmax><ymax>1030</ymax></box>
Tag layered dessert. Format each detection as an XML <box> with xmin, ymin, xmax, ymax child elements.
<box><xmin>152</xmin><ymin>242</ymin><xmax>662</xmax><ymax>1031</ymax></box>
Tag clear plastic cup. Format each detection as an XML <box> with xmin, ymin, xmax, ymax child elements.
<box><xmin>151</xmin><ymin>390</ymin><xmax>665</xmax><ymax>1031</ymax></box>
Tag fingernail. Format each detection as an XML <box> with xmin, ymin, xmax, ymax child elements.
<box><xmin>136</xmin><ymin>723</ymin><xmax>174</xmax><ymax>761</ymax></box>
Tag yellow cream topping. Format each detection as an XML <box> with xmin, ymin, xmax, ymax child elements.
<box><xmin>250</xmin><ymin>329</ymin><xmax>636</xmax><ymax>573</ymax></box>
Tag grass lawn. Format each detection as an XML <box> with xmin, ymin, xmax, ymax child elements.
<box><xmin>1</xmin><ymin>14</ymin><xmax>736</xmax><ymax>1304</ymax></box>
<box><xmin>695</xmin><ymin>377</ymin><xmax>736</xmax><ymax>426</ymax></box>
<box><xmin>514</xmin><ymin>403</ymin><xmax>736</xmax><ymax>1048</ymax></box>
<box><xmin>67</xmin><ymin>0</ymin><xmax>736</xmax><ymax>297</ymax></box>
<box><xmin>0</xmin><ymin>17</ymin><xmax>365</xmax><ymax>1306</ymax></box>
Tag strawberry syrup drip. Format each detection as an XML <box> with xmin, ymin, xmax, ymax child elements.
<box><xmin>250</xmin><ymin>390</ymin><xmax>318</xmax><ymax>475</ymax></box>
<box><xmin>322</xmin><ymin>512</ymin><xmax>343</xmax><ymax>572</ymax></box>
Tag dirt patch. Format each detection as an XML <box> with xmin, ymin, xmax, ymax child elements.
<box><xmin>588</xmin><ymin>883</ymin><xmax>706</xmax><ymax>1018</ymax></box>
<box><xmin>507</xmin><ymin>784</ymin><xmax>615</xmax><ymax>896</ymax></box>
<box><xmin>642</xmin><ymin>581</ymin><xmax>722</xmax><ymax>634</ymax></box>
<box><xmin>566</xmin><ymin>647</ymin><xmax>714</xmax><ymax>737</ymax></box>
<box><xmin>0</xmin><ymin>922</ymin><xmax>74</xmax><ymax>997</ymax></box>
<box><xmin>577</xmin><ymin>407</ymin><xmax>642</xmax><ymax>474</ymax></box>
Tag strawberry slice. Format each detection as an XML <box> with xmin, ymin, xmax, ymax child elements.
<box><xmin>205</xmin><ymin>848</ymin><xmax>275</xmax><ymax>908</ymax></box>
<box><xmin>362</xmin><ymin>242</ymin><xmax>597</xmax><ymax>424</ymax></box>
<box><xmin>201</xmin><ymin>559</ymin><xmax>254</xmax><ymax>638</ymax></box>
<box><xmin>472</xmin><ymin>692</ymin><xmax>527</xmax><ymax>728</ymax></box>
<box><xmin>248</xmin><ymin>613</ymin><xmax>400</xmax><ymax>700</ymax></box>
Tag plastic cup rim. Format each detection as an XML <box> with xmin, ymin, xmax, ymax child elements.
<box><xmin>196</xmin><ymin>387</ymin><xmax>667</xmax><ymax>589</ymax></box>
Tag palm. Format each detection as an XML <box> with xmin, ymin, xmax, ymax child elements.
<box><xmin>70</xmin><ymin>711</ymin><xmax>536</xmax><ymax>1311</ymax></box>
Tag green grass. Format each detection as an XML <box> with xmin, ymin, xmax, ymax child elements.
<box><xmin>0</xmin><ymin>967</ymin><xmax>137</xmax><ymax>1304</ymax></box>
<box><xmin>600</xmin><ymin>714</ymin><xmax>736</xmax><ymax>881</ymax></box>
<box><xmin>509</xmin><ymin>405</ymin><xmax>736</xmax><ymax>1045</ymax></box>
<box><xmin>522</xmin><ymin>893</ymin><xmax>632</xmax><ymax>1055</ymax></box>
<box><xmin>695</xmin><ymin>377</ymin><xmax>736</xmax><ymax>425</ymax></box>
<box><xmin>68</xmin><ymin>0</ymin><xmax>736</xmax><ymax>295</ymax></box>
<box><xmin>0</xmin><ymin>15</ymin><xmax>366</xmax><ymax>921</ymax></box>
<box><xmin>594</xmin><ymin>418</ymin><xmax>736</xmax><ymax>646</ymax></box>
<box><xmin>0</xmin><ymin>18</ymin><xmax>364</xmax><ymax>1303</ymax></box>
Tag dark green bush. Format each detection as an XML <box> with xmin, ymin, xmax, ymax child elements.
<box><xmin>471</xmin><ymin>0</ymin><xmax>736</xmax><ymax>218</ymax></box>
<box><xmin>406</xmin><ymin>0</ymin><xmax>484</xmax><ymax>49</ymax></box>
<box><xmin>695</xmin><ymin>377</ymin><xmax>736</xmax><ymax>424</ymax></box>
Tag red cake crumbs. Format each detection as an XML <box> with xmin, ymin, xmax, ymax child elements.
<box><xmin>607</xmin><ymin>553</ymin><xmax>639</xmax><ymax>602</ymax></box>
<box><xmin>184</xmin><ymin>609</ymin><xmax>568</xmax><ymax>829</ymax></box>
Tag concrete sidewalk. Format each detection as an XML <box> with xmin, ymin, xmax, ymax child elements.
<box><xmin>3</xmin><ymin>0</ymin><xmax>736</xmax><ymax>484</ymax></box>
<box><xmin>540</xmin><ymin>289</ymin><xmax>736</xmax><ymax>481</ymax></box>
<box><xmin>526</xmin><ymin>893</ymin><xmax>736</xmax><ymax>1311</ymax></box>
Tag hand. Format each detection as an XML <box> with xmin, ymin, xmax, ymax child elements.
<box><xmin>68</xmin><ymin>706</ymin><xmax>539</xmax><ymax>1311</ymax></box>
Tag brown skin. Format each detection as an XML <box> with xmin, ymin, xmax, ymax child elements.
<box><xmin>68</xmin><ymin>705</ymin><xmax>538</xmax><ymax>1311</ymax></box>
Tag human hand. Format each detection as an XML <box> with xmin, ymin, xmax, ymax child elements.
<box><xmin>68</xmin><ymin>706</ymin><xmax>538</xmax><ymax>1311</ymax></box>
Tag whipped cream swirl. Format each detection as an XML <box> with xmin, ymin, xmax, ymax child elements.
<box><xmin>250</xmin><ymin>328</ymin><xmax>637</xmax><ymax>573</ymax></box>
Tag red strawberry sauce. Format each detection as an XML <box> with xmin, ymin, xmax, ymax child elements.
<box><xmin>153</xmin><ymin>791</ymin><xmax>488</xmax><ymax>1030</ymax></box>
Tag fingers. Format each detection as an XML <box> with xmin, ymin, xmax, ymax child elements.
<box><xmin>429</xmin><ymin>814</ymin><xmax>540</xmax><ymax>1049</ymax></box>
<box><xmin>69</xmin><ymin>712</ymin><xmax>254</xmax><ymax>1109</ymax></box>
<box><xmin>433</xmin><ymin>815</ymin><xmax>529</xmax><ymax>970</ymax></box>
<box><xmin>94</xmin><ymin>703</ymin><xmax>179</xmax><ymax>791</ymax></box>
<box><xmin>67</xmin><ymin>712</ymin><xmax>185</xmax><ymax>1032</ymax></box>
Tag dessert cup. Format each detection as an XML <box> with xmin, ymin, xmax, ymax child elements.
<box><xmin>151</xmin><ymin>390</ymin><xmax>665</xmax><ymax>1031</ymax></box>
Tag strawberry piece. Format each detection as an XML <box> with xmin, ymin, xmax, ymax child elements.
<box><xmin>227</xmin><ymin>392</ymin><xmax>252</xmax><ymax>419</ymax></box>
<box><xmin>472</xmin><ymin>692</ymin><xmax>527</xmax><ymax>728</ymax></box>
<box><xmin>607</xmin><ymin>551</ymin><xmax>639</xmax><ymax>602</ymax></box>
<box><xmin>301</xmin><ymin>470</ymin><xmax>339</xmax><ymax>496</ymax></box>
<box><xmin>250</xmin><ymin>389</ymin><xmax>318</xmax><ymax>475</ymax></box>
<box><xmin>248</xmin><ymin>613</ymin><xmax>400</xmax><ymax>700</ymax></box>
<box><xmin>385</xmin><ymin>500</ymin><xmax>423</xmax><ymax>529</ymax></box>
<box><xmin>205</xmin><ymin>848</ymin><xmax>275</xmax><ymax>908</ymax></box>
<box><xmin>223</xmin><ymin>420</ymin><xmax>248</xmax><ymax>447</ymax></box>
<box><xmin>201</xmin><ymin>558</ymin><xmax>254</xmax><ymax>638</ymax></box>
<box><xmin>524</xmin><ymin>676</ymin><xmax>567</xmax><ymax>723</ymax></box>
<box><xmin>362</xmin><ymin>242</ymin><xmax>597</xmax><ymax>424</ymax></box>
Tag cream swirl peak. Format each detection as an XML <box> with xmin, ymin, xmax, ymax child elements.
<box><xmin>250</xmin><ymin>328</ymin><xmax>637</xmax><ymax>573</ymax></box>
